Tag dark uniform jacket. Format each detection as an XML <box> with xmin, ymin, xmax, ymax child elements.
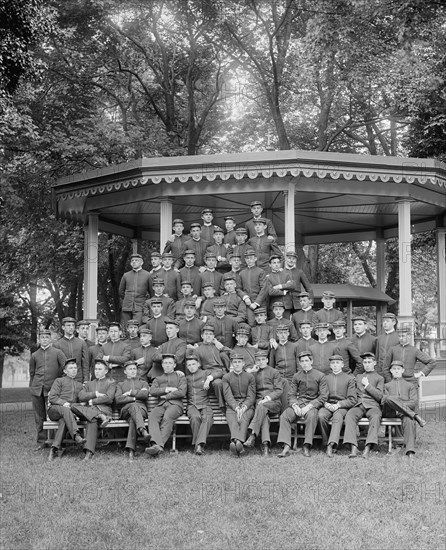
<box><xmin>269</xmin><ymin>341</ymin><xmax>299</xmax><ymax>382</ymax></box>
<box><xmin>238</xmin><ymin>266</ymin><xmax>267</xmax><ymax>305</ymax></box>
<box><xmin>97</xmin><ymin>340</ymin><xmax>131</xmax><ymax>383</ymax></box>
<box><xmin>163</xmin><ymin>234</ymin><xmax>189</xmax><ymax>261</ymax></box>
<box><xmin>119</xmin><ymin>269</ymin><xmax>150</xmax><ymax>313</ymax></box>
<box><xmin>149</xmin><ymin>372</ymin><xmax>187</xmax><ymax>408</ymax></box>
<box><xmin>265</xmin><ymin>270</ymin><xmax>296</xmax><ymax>310</ymax></box>
<box><xmin>354</xmin><ymin>371</ymin><xmax>384</xmax><ymax>409</ymax></box>
<box><xmin>245</xmin><ymin>217</ymin><xmax>277</xmax><ymax>240</ymax></box>
<box><xmin>384</xmin><ymin>378</ymin><xmax>417</xmax><ymax>409</ymax></box>
<box><xmin>179</xmin><ymin>265</ymin><xmax>204</xmax><ymax>297</ymax></box>
<box><xmin>288</xmin><ymin>369</ymin><xmax>328</xmax><ymax>409</ymax></box>
<box><xmin>222</xmin><ymin>371</ymin><xmax>256</xmax><ymax>411</ymax></box>
<box><xmin>131</xmin><ymin>345</ymin><xmax>157</xmax><ymax>380</ymax></box>
<box><xmin>221</xmin><ymin>292</ymin><xmax>247</xmax><ymax>324</ymax></box>
<box><xmin>247</xmin><ymin>234</ymin><xmax>281</xmax><ymax>270</ymax></box>
<box><xmin>282</xmin><ymin>267</ymin><xmax>313</xmax><ymax>310</ymax></box>
<box><xmin>29</xmin><ymin>345</ymin><xmax>66</xmax><ymax>396</ymax></box>
<box><xmin>53</xmin><ymin>336</ymin><xmax>88</xmax><ymax>383</ymax></box>
<box><xmin>253</xmin><ymin>366</ymin><xmax>283</xmax><ymax>401</ymax></box>
<box><xmin>383</xmin><ymin>343</ymin><xmax>436</xmax><ymax>384</ymax></box>
<box><xmin>312</xmin><ymin>308</ymin><xmax>344</xmax><ymax>328</ymax></box>
<box><xmin>115</xmin><ymin>378</ymin><xmax>149</xmax><ymax>414</ymax></box>
<box><xmin>153</xmin><ymin>337</ymin><xmax>187</xmax><ymax>372</ymax></box>
<box><xmin>309</xmin><ymin>340</ymin><xmax>338</xmax><ymax>375</ymax></box>
<box><xmin>250</xmin><ymin>323</ymin><xmax>274</xmax><ymax>350</ymax></box>
<box><xmin>48</xmin><ymin>375</ymin><xmax>83</xmax><ymax>405</ymax></box>
<box><xmin>193</xmin><ymin>342</ymin><xmax>227</xmax><ymax>372</ymax></box>
<box><xmin>178</xmin><ymin>317</ymin><xmax>205</xmax><ymax>345</ymax></box>
<box><xmin>375</xmin><ymin>330</ymin><xmax>399</xmax><ymax>375</ymax></box>
<box><xmin>324</xmin><ymin>372</ymin><xmax>357</xmax><ymax>409</ymax></box>
<box><xmin>186</xmin><ymin>369</ymin><xmax>214</xmax><ymax>409</ymax></box>
<box><xmin>78</xmin><ymin>377</ymin><xmax>116</xmax><ymax>416</ymax></box>
<box><xmin>158</xmin><ymin>267</ymin><xmax>181</xmax><ymax>301</ymax></box>
<box><xmin>333</xmin><ymin>337</ymin><xmax>363</xmax><ymax>375</ymax></box>
<box><xmin>351</xmin><ymin>332</ymin><xmax>377</xmax><ymax>355</ymax></box>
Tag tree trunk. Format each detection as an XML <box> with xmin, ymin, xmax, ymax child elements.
<box><xmin>0</xmin><ymin>352</ymin><xmax>4</xmax><ymax>389</ymax></box>
<box><xmin>29</xmin><ymin>281</ymin><xmax>38</xmax><ymax>345</ymax></box>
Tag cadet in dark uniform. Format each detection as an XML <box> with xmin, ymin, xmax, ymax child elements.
<box><xmin>343</xmin><ymin>352</ymin><xmax>384</xmax><ymax>459</ymax></box>
<box><xmin>118</xmin><ymin>253</ymin><xmax>150</xmax><ymax>325</ymax></box>
<box><xmin>382</xmin><ymin>361</ymin><xmax>426</xmax><ymax>457</ymax></box>
<box><xmin>53</xmin><ymin>317</ymin><xmax>89</xmax><ymax>383</ymax></box>
<box><xmin>146</xmin><ymin>354</ymin><xmax>187</xmax><ymax>457</ymax></box>
<box><xmin>115</xmin><ymin>360</ymin><xmax>151</xmax><ymax>460</ymax></box>
<box><xmin>47</xmin><ymin>358</ymin><xmax>86</xmax><ymax>460</ymax></box>
<box><xmin>124</xmin><ymin>319</ymin><xmax>141</xmax><ymax>350</ymax></box>
<box><xmin>375</xmin><ymin>313</ymin><xmax>400</xmax><ymax>376</ymax></box>
<box><xmin>318</xmin><ymin>354</ymin><xmax>357</xmax><ymax>457</ymax></box>
<box><xmin>332</xmin><ymin>320</ymin><xmax>363</xmax><ymax>375</ymax></box>
<box><xmin>29</xmin><ymin>329</ymin><xmax>66</xmax><ymax>450</ymax></box>
<box><xmin>244</xmin><ymin>350</ymin><xmax>283</xmax><ymax>455</ymax></box>
<box><xmin>351</xmin><ymin>316</ymin><xmax>376</xmax><ymax>355</ymax></box>
<box><xmin>163</xmin><ymin>218</ymin><xmax>189</xmax><ymax>261</ymax></box>
<box><xmin>245</xmin><ymin>200</ymin><xmax>277</xmax><ymax>240</ymax></box>
<box><xmin>185</xmin><ymin>354</ymin><xmax>216</xmax><ymax>455</ymax></box>
<box><xmin>77</xmin><ymin>320</ymin><xmax>94</xmax><ymax>347</ymax></box>
<box><xmin>222</xmin><ymin>353</ymin><xmax>256</xmax><ymax>457</ymax></box>
<box><xmin>97</xmin><ymin>322</ymin><xmax>131</xmax><ymax>383</ymax></box>
<box><xmin>277</xmin><ymin>351</ymin><xmax>328</xmax><ymax>458</ymax></box>
<box><xmin>312</xmin><ymin>290</ymin><xmax>344</xmax><ymax>336</ymax></box>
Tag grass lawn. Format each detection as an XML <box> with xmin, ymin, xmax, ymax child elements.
<box><xmin>0</xmin><ymin>409</ymin><xmax>445</xmax><ymax>550</ymax></box>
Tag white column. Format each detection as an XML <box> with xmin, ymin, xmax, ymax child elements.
<box><xmin>160</xmin><ymin>198</ymin><xmax>173</xmax><ymax>253</ymax></box>
<box><xmin>131</xmin><ymin>239</ymin><xmax>138</xmax><ymax>255</ymax></box>
<box><xmin>375</xmin><ymin>230</ymin><xmax>387</xmax><ymax>331</ymax></box>
<box><xmin>284</xmin><ymin>181</ymin><xmax>296</xmax><ymax>253</ymax></box>
<box><xmin>397</xmin><ymin>200</ymin><xmax>414</xmax><ymax>333</ymax></box>
<box><xmin>83</xmin><ymin>213</ymin><xmax>98</xmax><ymax>322</ymax></box>
<box><xmin>437</xmin><ymin>227</ymin><xmax>446</xmax><ymax>351</ymax></box>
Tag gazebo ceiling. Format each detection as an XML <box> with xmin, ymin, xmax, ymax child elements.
<box><xmin>53</xmin><ymin>150</ymin><xmax>446</xmax><ymax>244</ymax></box>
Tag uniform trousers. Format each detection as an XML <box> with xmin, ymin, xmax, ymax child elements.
<box><xmin>47</xmin><ymin>405</ymin><xmax>81</xmax><ymax>449</ymax></box>
<box><xmin>31</xmin><ymin>389</ymin><xmax>48</xmax><ymax>444</ymax></box>
<box><xmin>279</xmin><ymin>378</ymin><xmax>291</xmax><ymax>413</ymax></box>
<box><xmin>120</xmin><ymin>403</ymin><xmax>148</xmax><ymax>451</ymax></box>
<box><xmin>248</xmin><ymin>400</ymin><xmax>281</xmax><ymax>443</ymax></box>
<box><xmin>225</xmin><ymin>408</ymin><xmax>254</xmax><ymax>442</ymax></box>
<box><xmin>70</xmin><ymin>404</ymin><xmax>103</xmax><ymax>454</ymax></box>
<box><xmin>211</xmin><ymin>379</ymin><xmax>225</xmax><ymax>409</ymax></box>
<box><xmin>148</xmin><ymin>401</ymin><xmax>183</xmax><ymax>447</ymax></box>
<box><xmin>343</xmin><ymin>404</ymin><xmax>382</xmax><ymax>447</ymax></box>
<box><xmin>277</xmin><ymin>407</ymin><xmax>319</xmax><ymax>447</ymax></box>
<box><xmin>318</xmin><ymin>407</ymin><xmax>348</xmax><ymax>446</ymax></box>
<box><xmin>187</xmin><ymin>405</ymin><xmax>214</xmax><ymax>446</ymax></box>
<box><xmin>382</xmin><ymin>396</ymin><xmax>417</xmax><ymax>453</ymax></box>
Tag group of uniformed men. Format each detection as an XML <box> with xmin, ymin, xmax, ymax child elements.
<box><xmin>29</xmin><ymin>202</ymin><xmax>436</xmax><ymax>461</ymax></box>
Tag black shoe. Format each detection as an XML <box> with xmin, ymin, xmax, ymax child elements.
<box><xmin>83</xmin><ymin>450</ymin><xmax>93</xmax><ymax>461</ymax></box>
<box><xmin>33</xmin><ymin>444</ymin><xmax>46</xmax><ymax>452</ymax></box>
<box><xmin>48</xmin><ymin>447</ymin><xmax>57</xmax><ymax>462</ymax></box>
<box><xmin>235</xmin><ymin>440</ymin><xmax>244</xmax><ymax>456</ymax></box>
<box><xmin>98</xmin><ymin>414</ymin><xmax>111</xmax><ymax>428</ymax></box>
<box><xmin>303</xmin><ymin>444</ymin><xmax>311</xmax><ymax>458</ymax></box>
<box><xmin>349</xmin><ymin>445</ymin><xmax>358</xmax><ymax>458</ymax></box>
<box><xmin>195</xmin><ymin>444</ymin><xmax>205</xmax><ymax>456</ymax></box>
<box><xmin>74</xmin><ymin>433</ymin><xmax>86</xmax><ymax>446</ymax></box>
<box><xmin>139</xmin><ymin>428</ymin><xmax>151</xmax><ymax>443</ymax></box>
<box><xmin>406</xmin><ymin>451</ymin><xmax>415</xmax><ymax>459</ymax></box>
<box><xmin>278</xmin><ymin>445</ymin><xmax>291</xmax><ymax>458</ymax></box>
<box><xmin>145</xmin><ymin>444</ymin><xmax>163</xmax><ymax>457</ymax></box>
<box><xmin>244</xmin><ymin>434</ymin><xmax>256</xmax><ymax>448</ymax></box>
<box><xmin>414</xmin><ymin>414</ymin><xmax>426</xmax><ymax>428</ymax></box>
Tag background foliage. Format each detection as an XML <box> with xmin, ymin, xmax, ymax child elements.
<box><xmin>1</xmin><ymin>0</ymin><xmax>444</xmax><ymax>369</ymax></box>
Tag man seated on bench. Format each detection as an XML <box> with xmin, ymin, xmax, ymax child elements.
<box><xmin>244</xmin><ymin>350</ymin><xmax>283</xmax><ymax>456</ymax></box>
<box><xmin>47</xmin><ymin>358</ymin><xmax>86</xmax><ymax>461</ymax></box>
<box><xmin>185</xmin><ymin>354</ymin><xmax>216</xmax><ymax>456</ymax></box>
<box><xmin>146</xmin><ymin>353</ymin><xmax>187</xmax><ymax>457</ymax></box>
<box><xmin>277</xmin><ymin>351</ymin><xmax>328</xmax><ymax>458</ymax></box>
<box><xmin>72</xmin><ymin>359</ymin><xmax>116</xmax><ymax>461</ymax></box>
<box><xmin>222</xmin><ymin>352</ymin><xmax>256</xmax><ymax>457</ymax></box>
<box><xmin>115</xmin><ymin>360</ymin><xmax>151</xmax><ymax>461</ymax></box>
<box><xmin>343</xmin><ymin>352</ymin><xmax>384</xmax><ymax>459</ymax></box>
<box><xmin>318</xmin><ymin>354</ymin><xmax>357</xmax><ymax>458</ymax></box>
<box><xmin>382</xmin><ymin>360</ymin><xmax>426</xmax><ymax>459</ymax></box>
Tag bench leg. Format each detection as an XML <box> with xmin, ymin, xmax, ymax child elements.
<box><xmin>170</xmin><ymin>423</ymin><xmax>178</xmax><ymax>454</ymax></box>
<box><xmin>388</xmin><ymin>425</ymin><xmax>392</xmax><ymax>454</ymax></box>
<box><xmin>292</xmin><ymin>424</ymin><xmax>298</xmax><ymax>450</ymax></box>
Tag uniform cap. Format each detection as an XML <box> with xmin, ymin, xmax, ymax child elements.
<box><xmin>213</xmin><ymin>298</ymin><xmax>226</xmax><ymax>307</ymax></box>
<box><xmin>151</xmin><ymin>251</ymin><xmax>162</xmax><ymax>258</ymax></box>
<box><xmin>94</xmin><ymin>359</ymin><xmax>109</xmax><ymax>368</ymax></box>
<box><xmin>285</xmin><ymin>250</ymin><xmax>297</xmax><ymax>257</ymax></box>
<box><xmin>201</xmin><ymin>208</ymin><xmax>213</xmax><ymax>214</ymax></box>
<box><xmin>213</xmin><ymin>226</ymin><xmax>224</xmax><ymax>233</ymax></box>
<box><xmin>139</xmin><ymin>328</ymin><xmax>152</xmax><ymax>335</ymax></box>
<box><xmin>253</xmin><ymin>217</ymin><xmax>267</xmax><ymax>225</ymax></box>
<box><xmin>172</xmin><ymin>218</ymin><xmax>184</xmax><ymax>225</ymax></box>
<box><xmin>298</xmin><ymin>292</ymin><xmax>310</xmax><ymax>298</ymax></box>
<box><xmin>360</xmin><ymin>352</ymin><xmax>375</xmax><ymax>359</ymax></box>
<box><xmin>391</xmin><ymin>360</ymin><xmax>404</xmax><ymax>367</ymax></box>
<box><xmin>397</xmin><ymin>327</ymin><xmax>412</xmax><ymax>333</ymax></box>
<box><xmin>201</xmin><ymin>324</ymin><xmax>215</xmax><ymax>332</ymax></box>
<box><xmin>236</xmin><ymin>327</ymin><xmax>250</xmax><ymax>335</ymax></box>
<box><xmin>109</xmin><ymin>322</ymin><xmax>121</xmax><ymax>329</ymax></box>
<box><xmin>64</xmin><ymin>357</ymin><xmax>77</xmax><ymax>366</ymax></box>
<box><xmin>224</xmin><ymin>216</ymin><xmax>235</xmax><ymax>222</ymax></box>
<box><xmin>205</xmin><ymin>252</ymin><xmax>217</xmax><ymax>259</ymax></box>
<box><xmin>269</xmin><ymin>254</ymin><xmax>282</xmax><ymax>262</ymax></box>
<box><xmin>164</xmin><ymin>318</ymin><xmax>179</xmax><ymax>327</ymax></box>
<box><xmin>332</xmin><ymin>320</ymin><xmax>346</xmax><ymax>327</ymax></box>
<box><xmin>202</xmin><ymin>282</ymin><xmax>215</xmax><ymax>289</ymax></box>
<box><xmin>314</xmin><ymin>322</ymin><xmax>330</xmax><ymax>330</ymax></box>
<box><xmin>352</xmin><ymin>316</ymin><xmax>366</xmax><ymax>322</ymax></box>
<box><xmin>183</xmin><ymin>249</ymin><xmax>196</xmax><ymax>256</ymax></box>
<box><xmin>272</xmin><ymin>301</ymin><xmax>285</xmax><ymax>308</ymax></box>
<box><xmin>322</xmin><ymin>291</ymin><xmax>336</xmax><ymax>298</ymax></box>
<box><xmin>298</xmin><ymin>320</ymin><xmax>312</xmax><ymax>326</ymax></box>
<box><xmin>152</xmin><ymin>277</ymin><xmax>165</xmax><ymax>285</ymax></box>
<box><xmin>276</xmin><ymin>324</ymin><xmax>290</xmax><ymax>331</ymax></box>
<box><xmin>186</xmin><ymin>354</ymin><xmax>199</xmax><ymax>362</ymax></box>
<box><xmin>230</xmin><ymin>352</ymin><xmax>245</xmax><ymax>360</ymax></box>
<box><xmin>62</xmin><ymin>317</ymin><xmax>77</xmax><ymax>325</ymax></box>
<box><xmin>162</xmin><ymin>252</ymin><xmax>173</xmax><ymax>258</ymax></box>
<box><xmin>254</xmin><ymin>307</ymin><xmax>267</xmax><ymax>315</ymax></box>
<box><xmin>96</xmin><ymin>325</ymin><xmax>109</xmax><ymax>332</ymax></box>
<box><xmin>130</xmin><ymin>253</ymin><xmax>143</xmax><ymax>260</ymax></box>
<box><xmin>124</xmin><ymin>360</ymin><xmax>137</xmax><ymax>368</ymax></box>
<box><xmin>250</xmin><ymin>200</ymin><xmax>263</xmax><ymax>207</ymax></box>
<box><xmin>235</xmin><ymin>228</ymin><xmax>248</xmax><ymax>234</ymax></box>
<box><xmin>150</xmin><ymin>298</ymin><xmax>163</xmax><ymax>305</ymax></box>
<box><xmin>162</xmin><ymin>353</ymin><xmax>176</xmax><ymax>360</ymax></box>
<box><xmin>298</xmin><ymin>351</ymin><xmax>313</xmax><ymax>359</ymax></box>
<box><xmin>382</xmin><ymin>313</ymin><xmax>397</xmax><ymax>319</ymax></box>
<box><xmin>77</xmin><ymin>320</ymin><xmax>90</xmax><ymax>327</ymax></box>
<box><xmin>127</xmin><ymin>320</ymin><xmax>140</xmax><ymax>326</ymax></box>
<box><xmin>223</xmin><ymin>274</ymin><xmax>235</xmax><ymax>282</ymax></box>
<box><xmin>40</xmin><ymin>329</ymin><xmax>51</xmax><ymax>336</ymax></box>
<box><xmin>184</xmin><ymin>299</ymin><xmax>197</xmax><ymax>307</ymax></box>
<box><xmin>329</xmin><ymin>355</ymin><xmax>344</xmax><ymax>362</ymax></box>
<box><xmin>181</xmin><ymin>280</ymin><xmax>192</xmax><ymax>286</ymax></box>
<box><xmin>255</xmin><ymin>350</ymin><xmax>268</xmax><ymax>358</ymax></box>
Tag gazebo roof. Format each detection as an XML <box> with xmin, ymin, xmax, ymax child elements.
<box><xmin>53</xmin><ymin>150</ymin><xmax>446</xmax><ymax>244</ymax></box>
<box><xmin>311</xmin><ymin>284</ymin><xmax>395</xmax><ymax>307</ymax></box>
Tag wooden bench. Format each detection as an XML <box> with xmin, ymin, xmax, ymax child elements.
<box><xmin>43</xmin><ymin>396</ymin><xmax>403</xmax><ymax>454</ymax></box>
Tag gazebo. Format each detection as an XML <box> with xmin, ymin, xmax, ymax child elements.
<box><xmin>52</xmin><ymin>150</ymin><xmax>446</xmax><ymax>347</ymax></box>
